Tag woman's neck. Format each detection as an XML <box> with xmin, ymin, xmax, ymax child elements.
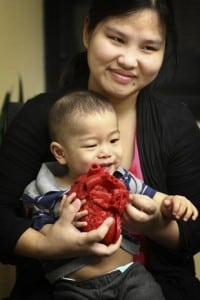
<box><xmin>110</xmin><ymin>93</ymin><xmax>137</xmax><ymax>118</ymax></box>
<box><xmin>113</xmin><ymin>97</ymin><xmax>137</xmax><ymax>169</ymax></box>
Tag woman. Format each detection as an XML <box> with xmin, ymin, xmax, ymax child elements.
<box><xmin>0</xmin><ymin>0</ymin><xmax>200</xmax><ymax>299</ymax></box>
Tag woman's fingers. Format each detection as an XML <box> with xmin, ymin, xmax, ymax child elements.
<box><xmin>122</xmin><ymin>194</ymin><xmax>159</xmax><ymax>233</ymax></box>
<box><xmin>81</xmin><ymin>220</ymin><xmax>122</xmax><ymax>256</ymax></box>
<box><xmin>51</xmin><ymin>198</ymin><xmax>121</xmax><ymax>257</ymax></box>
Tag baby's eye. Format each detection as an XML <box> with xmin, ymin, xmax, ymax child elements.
<box><xmin>84</xmin><ymin>144</ymin><xmax>97</xmax><ymax>148</ymax></box>
<box><xmin>110</xmin><ymin>138</ymin><xmax>120</xmax><ymax>144</ymax></box>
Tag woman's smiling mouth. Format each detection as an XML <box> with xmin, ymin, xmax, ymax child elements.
<box><xmin>109</xmin><ymin>68</ymin><xmax>137</xmax><ymax>84</ymax></box>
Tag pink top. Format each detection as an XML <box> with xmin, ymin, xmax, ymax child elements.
<box><xmin>129</xmin><ymin>136</ymin><xmax>146</xmax><ymax>265</ymax></box>
<box><xmin>129</xmin><ymin>137</ymin><xmax>143</xmax><ymax>180</ymax></box>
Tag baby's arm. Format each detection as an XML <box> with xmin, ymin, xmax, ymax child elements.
<box><xmin>120</xmin><ymin>168</ymin><xmax>198</xmax><ymax>222</ymax></box>
<box><xmin>153</xmin><ymin>192</ymin><xmax>198</xmax><ymax>221</ymax></box>
<box><xmin>39</xmin><ymin>223</ymin><xmax>54</xmax><ymax>235</ymax></box>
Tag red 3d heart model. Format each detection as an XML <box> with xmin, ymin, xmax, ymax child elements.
<box><xmin>68</xmin><ymin>164</ymin><xmax>129</xmax><ymax>245</ymax></box>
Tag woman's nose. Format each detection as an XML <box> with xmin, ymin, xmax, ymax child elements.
<box><xmin>117</xmin><ymin>48</ymin><xmax>138</xmax><ymax>68</ymax></box>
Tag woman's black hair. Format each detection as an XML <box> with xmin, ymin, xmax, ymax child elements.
<box><xmin>60</xmin><ymin>0</ymin><xmax>177</xmax><ymax>90</ymax></box>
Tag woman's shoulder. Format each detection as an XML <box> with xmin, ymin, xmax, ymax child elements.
<box><xmin>155</xmin><ymin>94</ymin><xmax>192</xmax><ymax>114</ymax></box>
<box><xmin>148</xmin><ymin>91</ymin><xmax>198</xmax><ymax>129</ymax></box>
<box><xmin>138</xmin><ymin>88</ymin><xmax>200</xmax><ymax>144</ymax></box>
<box><xmin>153</xmin><ymin>94</ymin><xmax>200</xmax><ymax>149</ymax></box>
<box><xmin>12</xmin><ymin>90</ymin><xmax>65</xmax><ymax>128</ymax></box>
<box><xmin>23</xmin><ymin>90</ymin><xmax>64</xmax><ymax>111</ymax></box>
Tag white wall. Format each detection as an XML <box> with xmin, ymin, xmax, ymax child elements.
<box><xmin>0</xmin><ymin>0</ymin><xmax>44</xmax><ymax>298</ymax></box>
<box><xmin>0</xmin><ymin>0</ymin><xmax>45</xmax><ymax>105</ymax></box>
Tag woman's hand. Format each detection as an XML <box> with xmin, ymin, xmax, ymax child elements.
<box><xmin>122</xmin><ymin>194</ymin><xmax>180</xmax><ymax>249</ymax></box>
<box><xmin>15</xmin><ymin>194</ymin><xmax>121</xmax><ymax>260</ymax></box>
<box><xmin>122</xmin><ymin>194</ymin><xmax>159</xmax><ymax>233</ymax></box>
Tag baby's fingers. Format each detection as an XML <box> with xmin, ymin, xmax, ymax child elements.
<box><xmin>192</xmin><ymin>205</ymin><xmax>199</xmax><ymax>220</ymax></box>
<box><xmin>175</xmin><ymin>204</ymin><xmax>198</xmax><ymax>221</ymax></box>
<box><xmin>59</xmin><ymin>192</ymin><xmax>77</xmax><ymax>214</ymax></box>
<box><xmin>73</xmin><ymin>220</ymin><xmax>88</xmax><ymax>228</ymax></box>
<box><xmin>74</xmin><ymin>209</ymin><xmax>88</xmax><ymax>221</ymax></box>
<box><xmin>183</xmin><ymin>205</ymin><xmax>198</xmax><ymax>221</ymax></box>
<box><xmin>73</xmin><ymin>209</ymin><xmax>88</xmax><ymax>228</ymax></box>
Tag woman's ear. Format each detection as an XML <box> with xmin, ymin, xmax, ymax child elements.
<box><xmin>83</xmin><ymin>16</ymin><xmax>90</xmax><ymax>48</ymax></box>
<box><xmin>50</xmin><ymin>142</ymin><xmax>67</xmax><ymax>165</ymax></box>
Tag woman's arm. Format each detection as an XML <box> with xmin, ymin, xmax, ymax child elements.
<box><xmin>163</xmin><ymin>106</ymin><xmax>200</xmax><ymax>255</ymax></box>
<box><xmin>0</xmin><ymin>93</ymin><xmax>54</xmax><ymax>262</ymax></box>
<box><xmin>123</xmin><ymin>193</ymin><xmax>180</xmax><ymax>249</ymax></box>
<box><xmin>14</xmin><ymin>197</ymin><xmax>121</xmax><ymax>260</ymax></box>
<box><xmin>138</xmin><ymin>97</ymin><xmax>200</xmax><ymax>255</ymax></box>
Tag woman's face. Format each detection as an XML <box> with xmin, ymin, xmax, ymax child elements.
<box><xmin>83</xmin><ymin>9</ymin><xmax>165</xmax><ymax>101</ymax></box>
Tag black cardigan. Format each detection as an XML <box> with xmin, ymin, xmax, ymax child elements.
<box><xmin>137</xmin><ymin>90</ymin><xmax>200</xmax><ymax>299</ymax></box>
<box><xmin>0</xmin><ymin>88</ymin><xmax>200</xmax><ymax>299</ymax></box>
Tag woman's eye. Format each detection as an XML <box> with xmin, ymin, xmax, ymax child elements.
<box><xmin>109</xmin><ymin>36</ymin><xmax>124</xmax><ymax>44</ymax></box>
<box><xmin>143</xmin><ymin>45</ymin><xmax>157</xmax><ymax>52</ymax></box>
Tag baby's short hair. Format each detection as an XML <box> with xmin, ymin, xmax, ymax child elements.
<box><xmin>48</xmin><ymin>89</ymin><xmax>115</xmax><ymax>142</ymax></box>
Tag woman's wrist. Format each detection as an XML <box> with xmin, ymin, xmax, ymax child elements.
<box><xmin>145</xmin><ymin>214</ymin><xmax>180</xmax><ymax>249</ymax></box>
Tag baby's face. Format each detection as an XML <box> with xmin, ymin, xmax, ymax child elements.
<box><xmin>63</xmin><ymin>110</ymin><xmax>123</xmax><ymax>180</ymax></box>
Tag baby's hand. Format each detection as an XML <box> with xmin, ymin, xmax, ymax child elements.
<box><xmin>72</xmin><ymin>202</ymin><xmax>88</xmax><ymax>228</ymax></box>
<box><xmin>59</xmin><ymin>193</ymin><xmax>88</xmax><ymax>228</ymax></box>
<box><xmin>161</xmin><ymin>195</ymin><xmax>198</xmax><ymax>221</ymax></box>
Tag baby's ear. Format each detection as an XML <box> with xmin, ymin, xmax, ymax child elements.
<box><xmin>50</xmin><ymin>142</ymin><xmax>67</xmax><ymax>165</ymax></box>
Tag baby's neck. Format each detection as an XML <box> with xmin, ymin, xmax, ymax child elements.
<box><xmin>54</xmin><ymin>173</ymin><xmax>72</xmax><ymax>189</ymax></box>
